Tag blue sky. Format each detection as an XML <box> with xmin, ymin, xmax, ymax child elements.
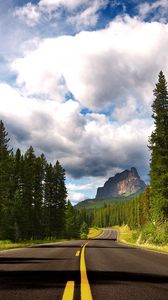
<box><xmin>1</xmin><ymin>0</ymin><xmax>168</xmax><ymax>204</ymax></box>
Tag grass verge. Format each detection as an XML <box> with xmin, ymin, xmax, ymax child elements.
<box><xmin>88</xmin><ymin>227</ymin><xmax>102</xmax><ymax>239</ymax></box>
<box><xmin>0</xmin><ymin>238</ymin><xmax>66</xmax><ymax>251</ymax></box>
<box><xmin>114</xmin><ymin>225</ymin><xmax>168</xmax><ymax>254</ymax></box>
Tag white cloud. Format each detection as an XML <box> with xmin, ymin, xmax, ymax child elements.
<box><xmin>113</xmin><ymin>96</ymin><xmax>139</xmax><ymax>123</ymax></box>
<box><xmin>67</xmin><ymin>182</ymin><xmax>94</xmax><ymax>191</ymax></box>
<box><xmin>68</xmin><ymin>191</ymin><xmax>86</xmax><ymax>204</ymax></box>
<box><xmin>39</xmin><ymin>0</ymin><xmax>86</xmax><ymax>10</ymax></box>
<box><xmin>11</xmin><ymin>16</ymin><xmax>168</xmax><ymax>112</ymax></box>
<box><xmin>0</xmin><ymin>81</ymin><xmax>152</xmax><ymax>180</ymax></box>
<box><xmin>68</xmin><ymin>0</ymin><xmax>108</xmax><ymax>30</ymax></box>
<box><xmin>11</xmin><ymin>38</ymin><xmax>69</xmax><ymax>100</ymax></box>
<box><xmin>13</xmin><ymin>0</ymin><xmax>108</xmax><ymax>30</ymax></box>
<box><xmin>0</xmin><ymin>83</ymin><xmax>82</xmax><ymax>153</ymax></box>
<box><xmin>14</xmin><ymin>3</ymin><xmax>41</xmax><ymax>27</ymax></box>
<box><xmin>138</xmin><ymin>0</ymin><xmax>168</xmax><ymax>23</ymax></box>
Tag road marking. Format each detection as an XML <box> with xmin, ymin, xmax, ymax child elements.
<box><xmin>75</xmin><ymin>250</ymin><xmax>80</xmax><ymax>256</ymax></box>
<box><xmin>62</xmin><ymin>281</ymin><xmax>75</xmax><ymax>300</ymax></box>
<box><xmin>80</xmin><ymin>242</ymin><xmax>93</xmax><ymax>300</ymax></box>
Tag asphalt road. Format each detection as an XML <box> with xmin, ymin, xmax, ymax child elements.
<box><xmin>0</xmin><ymin>229</ymin><xmax>168</xmax><ymax>300</ymax></box>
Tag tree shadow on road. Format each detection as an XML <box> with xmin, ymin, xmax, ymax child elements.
<box><xmin>0</xmin><ymin>270</ymin><xmax>80</xmax><ymax>289</ymax></box>
<box><xmin>87</xmin><ymin>271</ymin><xmax>168</xmax><ymax>284</ymax></box>
<box><xmin>0</xmin><ymin>257</ymin><xmax>72</xmax><ymax>264</ymax></box>
<box><xmin>0</xmin><ymin>270</ymin><xmax>168</xmax><ymax>290</ymax></box>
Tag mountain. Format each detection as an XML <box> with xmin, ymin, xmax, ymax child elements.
<box><xmin>75</xmin><ymin>167</ymin><xmax>146</xmax><ymax>210</ymax></box>
<box><xmin>96</xmin><ymin>167</ymin><xmax>146</xmax><ymax>199</ymax></box>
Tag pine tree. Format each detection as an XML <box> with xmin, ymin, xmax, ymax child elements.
<box><xmin>32</xmin><ymin>154</ymin><xmax>46</xmax><ymax>239</ymax></box>
<box><xmin>80</xmin><ymin>221</ymin><xmax>89</xmax><ymax>239</ymax></box>
<box><xmin>66</xmin><ymin>200</ymin><xmax>80</xmax><ymax>238</ymax></box>
<box><xmin>0</xmin><ymin>121</ymin><xmax>11</xmax><ymax>203</ymax></box>
<box><xmin>44</xmin><ymin>163</ymin><xmax>54</xmax><ymax>237</ymax></box>
<box><xmin>44</xmin><ymin>161</ymin><xmax>67</xmax><ymax>238</ymax></box>
<box><xmin>0</xmin><ymin>121</ymin><xmax>13</xmax><ymax>239</ymax></box>
<box><xmin>52</xmin><ymin>161</ymin><xmax>67</xmax><ymax>237</ymax></box>
<box><xmin>149</xmin><ymin>71</ymin><xmax>168</xmax><ymax>222</ymax></box>
<box><xmin>12</xmin><ymin>149</ymin><xmax>24</xmax><ymax>241</ymax></box>
<box><xmin>22</xmin><ymin>146</ymin><xmax>36</xmax><ymax>239</ymax></box>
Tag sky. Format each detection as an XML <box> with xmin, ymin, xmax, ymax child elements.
<box><xmin>1</xmin><ymin>0</ymin><xmax>168</xmax><ymax>204</ymax></box>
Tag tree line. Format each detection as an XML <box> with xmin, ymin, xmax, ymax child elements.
<box><xmin>80</xmin><ymin>187</ymin><xmax>150</xmax><ymax>229</ymax></box>
<box><xmin>0</xmin><ymin>121</ymin><xmax>84</xmax><ymax>241</ymax></box>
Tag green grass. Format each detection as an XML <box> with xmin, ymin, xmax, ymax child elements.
<box><xmin>0</xmin><ymin>229</ymin><xmax>103</xmax><ymax>250</ymax></box>
<box><xmin>115</xmin><ymin>225</ymin><xmax>168</xmax><ymax>254</ymax></box>
<box><xmin>87</xmin><ymin>227</ymin><xmax>102</xmax><ymax>239</ymax></box>
<box><xmin>0</xmin><ymin>238</ymin><xmax>66</xmax><ymax>251</ymax></box>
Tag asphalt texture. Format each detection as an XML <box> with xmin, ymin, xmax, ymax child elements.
<box><xmin>0</xmin><ymin>229</ymin><xmax>168</xmax><ymax>300</ymax></box>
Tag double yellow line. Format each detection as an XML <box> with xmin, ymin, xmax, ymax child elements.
<box><xmin>80</xmin><ymin>242</ymin><xmax>93</xmax><ymax>300</ymax></box>
<box><xmin>62</xmin><ymin>281</ymin><xmax>75</xmax><ymax>300</ymax></box>
<box><xmin>62</xmin><ymin>242</ymin><xmax>93</xmax><ymax>300</ymax></box>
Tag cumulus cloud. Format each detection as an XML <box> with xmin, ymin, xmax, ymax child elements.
<box><xmin>39</xmin><ymin>0</ymin><xmax>86</xmax><ymax>10</ymax></box>
<box><xmin>68</xmin><ymin>191</ymin><xmax>86</xmax><ymax>204</ymax></box>
<box><xmin>0</xmin><ymin>81</ymin><xmax>152</xmax><ymax>180</ymax></box>
<box><xmin>67</xmin><ymin>182</ymin><xmax>94</xmax><ymax>191</ymax></box>
<box><xmin>67</xmin><ymin>0</ymin><xmax>108</xmax><ymax>30</ymax></box>
<box><xmin>11</xmin><ymin>16</ymin><xmax>168</xmax><ymax>112</ymax></box>
<box><xmin>62</xmin><ymin>115</ymin><xmax>152</xmax><ymax>178</ymax></box>
<box><xmin>14</xmin><ymin>3</ymin><xmax>41</xmax><ymax>27</ymax></box>
<box><xmin>0</xmin><ymin>83</ymin><xmax>84</xmax><ymax>156</ymax></box>
<box><xmin>138</xmin><ymin>0</ymin><xmax>168</xmax><ymax>23</ymax></box>
<box><xmin>13</xmin><ymin>0</ymin><xmax>108</xmax><ymax>30</ymax></box>
<box><xmin>67</xmin><ymin>181</ymin><xmax>95</xmax><ymax>204</ymax></box>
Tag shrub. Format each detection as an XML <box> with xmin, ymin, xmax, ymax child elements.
<box><xmin>141</xmin><ymin>222</ymin><xmax>168</xmax><ymax>245</ymax></box>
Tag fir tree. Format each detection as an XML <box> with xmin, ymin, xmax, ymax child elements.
<box><xmin>52</xmin><ymin>161</ymin><xmax>67</xmax><ymax>237</ymax></box>
<box><xmin>22</xmin><ymin>146</ymin><xmax>36</xmax><ymax>239</ymax></box>
<box><xmin>32</xmin><ymin>154</ymin><xmax>46</xmax><ymax>239</ymax></box>
<box><xmin>44</xmin><ymin>163</ymin><xmax>54</xmax><ymax>237</ymax></box>
<box><xmin>12</xmin><ymin>149</ymin><xmax>24</xmax><ymax>241</ymax></box>
<box><xmin>149</xmin><ymin>71</ymin><xmax>168</xmax><ymax>222</ymax></box>
<box><xmin>0</xmin><ymin>121</ymin><xmax>13</xmax><ymax>239</ymax></box>
<box><xmin>66</xmin><ymin>200</ymin><xmax>80</xmax><ymax>238</ymax></box>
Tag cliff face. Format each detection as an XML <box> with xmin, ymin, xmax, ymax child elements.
<box><xmin>96</xmin><ymin>167</ymin><xmax>146</xmax><ymax>199</ymax></box>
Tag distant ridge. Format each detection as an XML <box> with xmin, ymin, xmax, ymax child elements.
<box><xmin>75</xmin><ymin>194</ymin><xmax>138</xmax><ymax>210</ymax></box>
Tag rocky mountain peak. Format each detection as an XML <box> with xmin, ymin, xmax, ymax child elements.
<box><xmin>95</xmin><ymin>167</ymin><xmax>146</xmax><ymax>199</ymax></box>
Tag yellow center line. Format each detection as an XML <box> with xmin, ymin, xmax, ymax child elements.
<box><xmin>62</xmin><ymin>281</ymin><xmax>75</xmax><ymax>300</ymax></box>
<box><xmin>75</xmin><ymin>250</ymin><xmax>80</xmax><ymax>256</ymax></box>
<box><xmin>80</xmin><ymin>242</ymin><xmax>93</xmax><ymax>300</ymax></box>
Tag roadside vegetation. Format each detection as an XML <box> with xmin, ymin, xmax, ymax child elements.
<box><xmin>0</xmin><ymin>238</ymin><xmax>66</xmax><ymax>251</ymax></box>
<box><xmin>0</xmin><ymin>227</ymin><xmax>101</xmax><ymax>252</ymax></box>
<box><xmin>115</xmin><ymin>225</ymin><xmax>168</xmax><ymax>254</ymax></box>
<box><xmin>87</xmin><ymin>227</ymin><xmax>102</xmax><ymax>239</ymax></box>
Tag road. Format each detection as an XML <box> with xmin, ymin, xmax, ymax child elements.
<box><xmin>0</xmin><ymin>229</ymin><xmax>168</xmax><ymax>300</ymax></box>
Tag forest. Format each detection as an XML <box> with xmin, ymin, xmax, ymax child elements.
<box><xmin>0</xmin><ymin>71</ymin><xmax>168</xmax><ymax>244</ymax></box>
<box><xmin>0</xmin><ymin>121</ymin><xmax>86</xmax><ymax>241</ymax></box>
